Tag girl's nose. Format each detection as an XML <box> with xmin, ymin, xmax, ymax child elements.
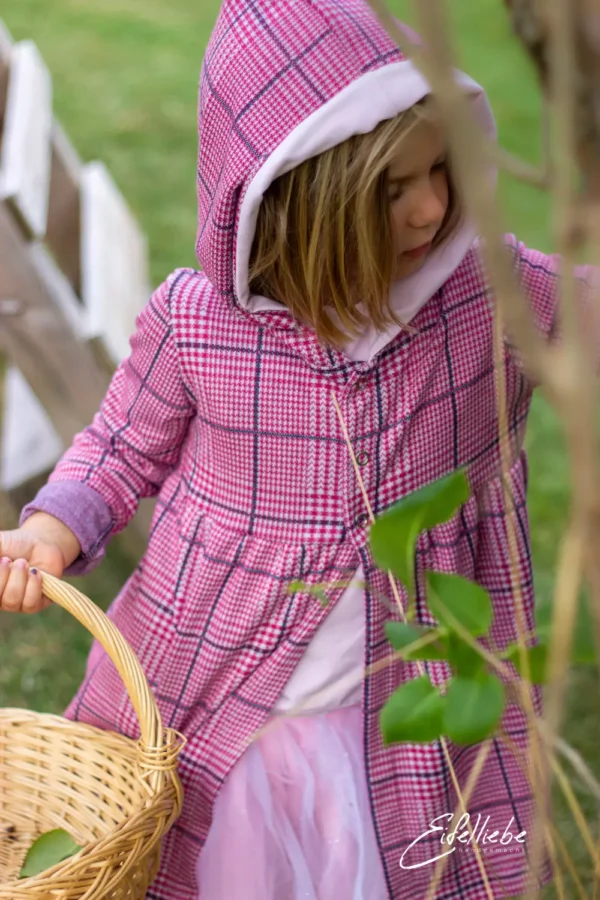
<box><xmin>408</xmin><ymin>182</ymin><xmax>447</xmax><ymax>231</ymax></box>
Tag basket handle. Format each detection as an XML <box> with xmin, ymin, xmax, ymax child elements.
<box><xmin>39</xmin><ymin>572</ymin><xmax>179</xmax><ymax>792</ymax></box>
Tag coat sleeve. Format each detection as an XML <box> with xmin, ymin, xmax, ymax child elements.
<box><xmin>506</xmin><ymin>234</ymin><xmax>600</xmax><ymax>372</ymax></box>
<box><xmin>20</xmin><ymin>269</ymin><xmax>196</xmax><ymax>574</ymax></box>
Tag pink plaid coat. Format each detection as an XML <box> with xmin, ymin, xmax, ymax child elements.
<box><xmin>22</xmin><ymin>1</ymin><xmax>589</xmax><ymax>897</ymax></box>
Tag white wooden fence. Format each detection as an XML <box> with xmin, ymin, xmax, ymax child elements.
<box><xmin>0</xmin><ymin>21</ymin><xmax>153</xmax><ymax>556</ymax></box>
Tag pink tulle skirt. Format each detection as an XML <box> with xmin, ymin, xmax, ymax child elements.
<box><xmin>197</xmin><ymin>705</ymin><xmax>388</xmax><ymax>899</ymax></box>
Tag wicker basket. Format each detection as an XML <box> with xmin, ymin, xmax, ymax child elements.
<box><xmin>0</xmin><ymin>572</ymin><xmax>184</xmax><ymax>898</ymax></box>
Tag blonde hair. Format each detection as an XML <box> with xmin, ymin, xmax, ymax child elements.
<box><xmin>248</xmin><ymin>97</ymin><xmax>462</xmax><ymax>347</ymax></box>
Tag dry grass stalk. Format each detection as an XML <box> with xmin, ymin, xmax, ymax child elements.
<box><xmin>407</xmin><ymin>4</ymin><xmax>550</xmax><ymax>892</ymax></box>
<box><xmin>365</xmin><ymin>0</ymin><xmax>558</xmax><ymax>393</ymax></box>
<box><xmin>493</xmin><ymin>145</ymin><xmax>548</xmax><ymax>190</ymax></box>
<box><xmin>503</xmin><ymin>725</ymin><xmax>600</xmax><ymax>888</ymax></box>
<box><xmin>361</xmin><ymin>0</ymin><xmax>600</xmax><ymax>893</ymax></box>
<box><xmin>331</xmin><ymin>390</ymin><xmax>496</xmax><ymax>899</ymax></box>
<box><xmin>507</xmin><ymin>0</ymin><xmax>600</xmax><ymax>664</ymax></box>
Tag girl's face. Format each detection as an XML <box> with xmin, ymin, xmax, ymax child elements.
<box><xmin>387</xmin><ymin>117</ymin><xmax>450</xmax><ymax>280</ymax></box>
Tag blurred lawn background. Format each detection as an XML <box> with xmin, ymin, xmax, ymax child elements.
<box><xmin>0</xmin><ymin>0</ymin><xmax>597</xmax><ymax>894</ymax></box>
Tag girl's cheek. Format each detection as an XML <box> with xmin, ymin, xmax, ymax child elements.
<box><xmin>433</xmin><ymin>171</ymin><xmax>450</xmax><ymax>216</ymax></box>
<box><xmin>390</xmin><ymin>202</ymin><xmax>407</xmax><ymax>252</ymax></box>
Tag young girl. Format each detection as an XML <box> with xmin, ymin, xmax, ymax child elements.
<box><xmin>0</xmin><ymin>1</ymin><xmax>583</xmax><ymax>897</ymax></box>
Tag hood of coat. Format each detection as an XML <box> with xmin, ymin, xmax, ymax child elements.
<box><xmin>196</xmin><ymin>0</ymin><xmax>496</xmax><ymax>360</ymax></box>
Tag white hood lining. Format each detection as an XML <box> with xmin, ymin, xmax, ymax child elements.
<box><xmin>235</xmin><ymin>58</ymin><xmax>497</xmax><ymax>361</ymax></box>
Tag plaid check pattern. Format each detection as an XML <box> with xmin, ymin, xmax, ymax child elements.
<box><xmin>32</xmin><ymin>1</ymin><xmax>593</xmax><ymax>896</ymax></box>
<box><xmin>46</xmin><ymin>237</ymin><xmax>574</xmax><ymax>898</ymax></box>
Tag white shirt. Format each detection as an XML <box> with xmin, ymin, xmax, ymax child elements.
<box><xmin>272</xmin><ymin>236</ymin><xmax>476</xmax><ymax>715</ymax></box>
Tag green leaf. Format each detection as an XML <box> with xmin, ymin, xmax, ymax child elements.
<box><xmin>385</xmin><ymin>621</ymin><xmax>449</xmax><ymax>661</ymax></box>
<box><xmin>380</xmin><ymin>676</ymin><xmax>446</xmax><ymax>744</ymax></box>
<box><xmin>447</xmin><ymin>633</ymin><xmax>486</xmax><ymax>677</ymax></box>
<box><xmin>287</xmin><ymin>581</ymin><xmax>329</xmax><ymax>606</ymax></box>
<box><xmin>312</xmin><ymin>588</ymin><xmax>329</xmax><ymax>607</ymax></box>
<box><xmin>369</xmin><ymin>516</ymin><xmax>418</xmax><ymax>595</ymax></box>
<box><xmin>427</xmin><ymin>572</ymin><xmax>492</xmax><ymax>637</ymax></box>
<box><xmin>20</xmin><ymin>829</ymin><xmax>83</xmax><ymax>879</ymax></box>
<box><xmin>370</xmin><ymin>472</ymin><xmax>470</xmax><ymax>593</ymax></box>
<box><xmin>409</xmin><ymin>471</ymin><xmax>471</xmax><ymax>531</ymax></box>
<box><xmin>536</xmin><ymin>599</ymin><xmax>597</xmax><ymax>665</ymax></box>
<box><xmin>503</xmin><ymin>642</ymin><xmax>549</xmax><ymax>684</ymax></box>
<box><xmin>443</xmin><ymin>674</ymin><xmax>505</xmax><ymax>745</ymax></box>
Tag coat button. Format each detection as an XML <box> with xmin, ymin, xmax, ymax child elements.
<box><xmin>356</xmin><ymin>379</ymin><xmax>368</xmax><ymax>392</ymax></box>
<box><xmin>356</xmin><ymin>513</ymin><xmax>369</xmax><ymax>527</ymax></box>
<box><xmin>356</xmin><ymin>450</ymin><xmax>370</xmax><ymax>467</ymax></box>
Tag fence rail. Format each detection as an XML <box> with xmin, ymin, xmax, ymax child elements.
<box><xmin>0</xmin><ymin>20</ymin><xmax>153</xmax><ymax>558</ymax></box>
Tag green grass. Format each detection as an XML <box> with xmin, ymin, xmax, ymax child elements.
<box><xmin>0</xmin><ymin>0</ymin><xmax>597</xmax><ymax>895</ymax></box>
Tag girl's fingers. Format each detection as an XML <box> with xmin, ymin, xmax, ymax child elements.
<box><xmin>21</xmin><ymin>567</ymin><xmax>45</xmax><ymax>614</ymax></box>
<box><xmin>0</xmin><ymin>557</ymin><xmax>11</xmax><ymax>596</ymax></box>
<box><xmin>0</xmin><ymin>559</ymin><xmax>50</xmax><ymax>614</ymax></box>
<box><xmin>1</xmin><ymin>558</ymin><xmax>30</xmax><ymax>612</ymax></box>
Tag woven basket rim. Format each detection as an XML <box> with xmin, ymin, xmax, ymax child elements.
<box><xmin>0</xmin><ymin>705</ymin><xmax>184</xmax><ymax>786</ymax></box>
<box><xmin>0</xmin><ymin>706</ymin><xmax>183</xmax><ymax>765</ymax></box>
<box><xmin>0</xmin><ymin>706</ymin><xmax>151</xmax><ymax>738</ymax></box>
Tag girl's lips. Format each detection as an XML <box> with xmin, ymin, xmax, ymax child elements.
<box><xmin>403</xmin><ymin>241</ymin><xmax>433</xmax><ymax>259</ymax></box>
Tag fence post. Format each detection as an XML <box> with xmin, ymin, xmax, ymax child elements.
<box><xmin>0</xmin><ymin>21</ymin><xmax>154</xmax><ymax>561</ymax></box>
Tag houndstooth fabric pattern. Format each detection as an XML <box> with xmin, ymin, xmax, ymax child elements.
<box><xmin>42</xmin><ymin>238</ymin><xmax>578</xmax><ymax>899</ymax></box>
<box><xmin>25</xmin><ymin>1</ymin><xmax>595</xmax><ymax>896</ymax></box>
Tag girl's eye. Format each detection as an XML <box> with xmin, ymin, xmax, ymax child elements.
<box><xmin>432</xmin><ymin>159</ymin><xmax>447</xmax><ymax>172</ymax></box>
<box><xmin>388</xmin><ymin>182</ymin><xmax>405</xmax><ymax>202</ymax></box>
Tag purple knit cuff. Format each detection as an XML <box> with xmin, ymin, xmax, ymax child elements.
<box><xmin>20</xmin><ymin>480</ymin><xmax>114</xmax><ymax>576</ymax></box>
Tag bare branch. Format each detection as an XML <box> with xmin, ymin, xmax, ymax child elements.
<box><xmin>493</xmin><ymin>145</ymin><xmax>549</xmax><ymax>189</ymax></box>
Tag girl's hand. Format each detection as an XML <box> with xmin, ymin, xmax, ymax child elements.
<box><xmin>0</xmin><ymin>513</ymin><xmax>80</xmax><ymax>614</ymax></box>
